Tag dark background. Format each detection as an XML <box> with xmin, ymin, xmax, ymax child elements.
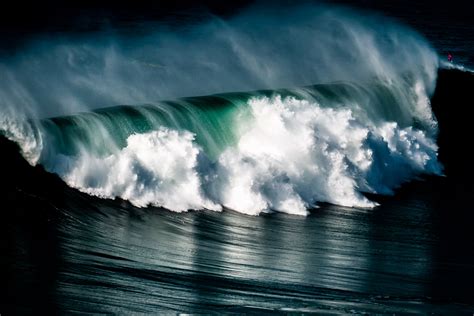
<box><xmin>1</xmin><ymin>0</ymin><xmax>473</xmax><ymax>37</ymax></box>
<box><xmin>1</xmin><ymin>0</ymin><xmax>473</xmax><ymax>66</ymax></box>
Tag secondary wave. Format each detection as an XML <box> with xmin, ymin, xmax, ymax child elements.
<box><xmin>440</xmin><ymin>61</ymin><xmax>474</xmax><ymax>73</ymax></box>
<box><xmin>0</xmin><ymin>4</ymin><xmax>442</xmax><ymax>215</ymax></box>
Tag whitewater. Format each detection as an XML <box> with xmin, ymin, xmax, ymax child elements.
<box><xmin>0</xmin><ymin>4</ymin><xmax>443</xmax><ymax>215</ymax></box>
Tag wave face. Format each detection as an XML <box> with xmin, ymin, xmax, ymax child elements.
<box><xmin>0</xmin><ymin>4</ymin><xmax>442</xmax><ymax>215</ymax></box>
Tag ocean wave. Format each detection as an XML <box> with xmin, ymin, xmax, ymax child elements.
<box><xmin>0</xmin><ymin>3</ymin><xmax>443</xmax><ymax>215</ymax></box>
<box><xmin>20</xmin><ymin>91</ymin><xmax>440</xmax><ymax>215</ymax></box>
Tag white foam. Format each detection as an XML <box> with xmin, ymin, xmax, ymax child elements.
<box><xmin>55</xmin><ymin>128</ymin><xmax>220</xmax><ymax>212</ymax></box>
<box><xmin>45</xmin><ymin>96</ymin><xmax>442</xmax><ymax>215</ymax></box>
<box><xmin>0</xmin><ymin>114</ymin><xmax>42</xmax><ymax>165</ymax></box>
<box><xmin>214</xmin><ymin>96</ymin><xmax>441</xmax><ymax>214</ymax></box>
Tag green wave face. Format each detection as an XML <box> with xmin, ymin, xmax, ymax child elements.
<box><xmin>39</xmin><ymin>78</ymin><xmax>434</xmax><ymax>163</ymax></box>
<box><xmin>40</xmin><ymin>94</ymin><xmax>249</xmax><ymax>160</ymax></box>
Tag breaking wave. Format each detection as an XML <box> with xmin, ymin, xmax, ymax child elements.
<box><xmin>0</xmin><ymin>4</ymin><xmax>443</xmax><ymax>215</ymax></box>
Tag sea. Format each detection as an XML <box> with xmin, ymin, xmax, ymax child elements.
<box><xmin>1</xmin><ymin>0</ymin><xmax>473</xmax><ymax>314</ymax></box>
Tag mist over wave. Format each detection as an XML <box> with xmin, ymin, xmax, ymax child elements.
<box><xmin>440</xmin><ymin>61</ymin><xmax>474</xmax><ymax>73</ymax></box>
<box><xmin>0</xmin><ymin>4</ymin><xmax>438</xmax><ymax>118</ymax></box>
<box><xmin>0</xmin><ymin>4</ymin><xmax>443</xmax><ymax>215</ymax></box>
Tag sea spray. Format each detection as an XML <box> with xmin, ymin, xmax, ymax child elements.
<box><xmin>0</xmin><ymin>4</ymin><xmax>437</xmax><ymax>119</ymax></box>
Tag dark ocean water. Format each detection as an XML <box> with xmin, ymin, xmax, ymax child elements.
<box><xmin>1</xmin><ymin>1</ymin><xmax>474</xmax><ymax>314</ymax></box>
<box><xmin>1</xmin><ymin>135</ymin><xmax>474</xmax><ymax>314</ymax></box>
<box><xmin>2</xmin><ymin>175</ymin><xmax>473</xmax><ymax>314</ymax></box>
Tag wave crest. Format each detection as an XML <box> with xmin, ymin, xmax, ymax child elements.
<box><xmin>41</xmin><ymin>95</ymin><xmax>441</xmax><ymax>215</ymax></box>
